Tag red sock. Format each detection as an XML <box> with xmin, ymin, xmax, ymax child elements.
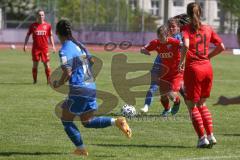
<box><xmin>45</xmin><ymin>67</ymin><xmax>51</xmax><ymax>83</ymax></box>
<box><xmin>32</xmin><ymin>68</ymin><xmax>38</xmax><ymax>82</ymax></box>
<box><xmin>161</xmin><ymin>98</ymin><xmax>170</xmax><ymax>110</ymax></box>
<box><xmin>199</xmin><ymin>106</ymin><xmax>213</xmax><ymax>136</ymax></box>
<box><xmin>190</xmin><ymin>107</ymin><xmax>205</xmax><ymax>138</ymax></box>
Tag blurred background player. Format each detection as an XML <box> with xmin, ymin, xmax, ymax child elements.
<box><xmin>23</xmin><ymin>9</ymin><xmax>56</xmax><ymax>84</ymax></box>
<box><xmin>180</xmin><ymin>2</ymin><xmax>225</xmax><ymax>148</ymax></box>
<box><xmin>53</xmin><ymin>19</ymin><xmax>132</xmax><ymax>156</ymax></box>
<box><xmin>140</xmin><ymin>24</ymin><xmax>183</xmax><ymax>117</ymax></box>
<box><xmin>140</xmin><ymin>18</ymin><xmax>183</xmax><ymax>116</ymax></box>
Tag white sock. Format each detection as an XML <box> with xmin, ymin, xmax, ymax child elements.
<box><xmin>144</xmin><ymin>104</ymin><xmax>149</xmax><ymax>109</ymax></box>
<box><xmin>111</xmin><ymin>118</ymin><xmax>116</xmax><ymax>125</ymax></box>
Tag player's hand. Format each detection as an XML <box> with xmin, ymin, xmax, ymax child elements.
<box><xmin>23</xmin><ymin>45</ymin><xmax>27</xmax><ymax>52</ymax></box>
<box><xmin>53</xmin><ymin>80</ymin><xmax>60</xmax><ymax>88</ymax></box>
<box><xmin>140</xmin><ymin>48</ymin><xmax>150</xmax><ymax>56</ymax></box>
<box><xmin>52</xmin><ymin>46</ymin><xmax>56</xmax><ymax>53</ymax></box>
<box><xmin>178</xmin><ymin>63</ymin><xmax>184</xmax><ymax>73</ymax></box>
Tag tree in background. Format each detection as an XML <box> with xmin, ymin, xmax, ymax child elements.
<box><xmin>0</xmin><ymin>0</ymin><xmax>35</xmax><ymax>28</ymax></box>
<box><xmin>0</xmin><ymin>0</ymin><xmax>158</xmax><ymax>32</ymax></box>
<box><xmin>219</xmin><ymin>0</ymin><xmax>240</xmax><ymax>33</ymax></box>
<box><xmin>57</xmin><ymin>0</ymin><xmax>158</xmax><ymax>32</ymax></box>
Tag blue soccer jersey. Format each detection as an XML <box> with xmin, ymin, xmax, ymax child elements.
<box><xmin>59</xmin><ymin>40</ymin><xmax>95</xmax><ymax>89</ymax></box>
<box><xmin>172</xmin><ymin>33</ymin><xmax>183</xmax><ymax>43</ymax></box>
<box><xmin>58</xmin><ymin>40</ymin><xmax>97</xmax><ymax>115</ymax></box>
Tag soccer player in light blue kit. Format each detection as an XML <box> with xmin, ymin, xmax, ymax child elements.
<box><xmin>53</xmin><ymin>19</ymin><xmax>132</xmax><ymax>156</ymax></box>
<box><xmin>140</xmin><ymin>18</ymin><xmax>184</xmax><ymax>116</ymax></box>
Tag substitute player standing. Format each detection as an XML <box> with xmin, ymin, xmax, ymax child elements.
<box><xmin>180</xmin><ymin>2</ymin><xmax>225</xmax><ymax>148</ymax></box>
<box><xmin>23</xmin><ymin>9</ymin><xmax>56</xmax><ymax>84</ymax></box>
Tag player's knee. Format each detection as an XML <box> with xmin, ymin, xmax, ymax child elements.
<box><xmin>161</xmin><ymin>95</ymin><xmax>168</xmax><ymax>101</ymax></box>
<box><xmin>81</xmin><ymin>119</ymin><xmax>91</xmax><ymax>128</ymax></box>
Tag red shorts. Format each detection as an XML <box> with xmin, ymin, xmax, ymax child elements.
<box><xmin>158</xmin><ymin>74</ymin><xmax>183</xmax><ymax>95</ymax></box>
<box><xmin>32</xmin><ymin>48</ymin><xmax>49</xmax><ymax>62</ymax></box>
<box><xmin>184</xmin><ymin>62</ymin><xmax>213</xmax><ymax>103</ymax></box>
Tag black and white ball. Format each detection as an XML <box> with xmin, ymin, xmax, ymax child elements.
<box><xmin>121</xmin><ymin>104</ymin><xmax>137</xmax><ymax>118</ymax></box>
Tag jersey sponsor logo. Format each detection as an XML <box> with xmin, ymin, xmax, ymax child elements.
<box><xmin>35</xmin><ymin>30</ymin><xmax>47</xmax><ymax>35</ymax></box>
<box><xmin>159</xmin><ymin>52</ymin><xmax>173</xmax><ymax>58</ymax></box>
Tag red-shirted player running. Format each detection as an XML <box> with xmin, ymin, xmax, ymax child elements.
<box><xmin>23</xmin><ymin>9</ymin><xmax>56</xmax><ymax>84</ymax></box>
<box><xmin>180</xmin><ymin>2</ymin><xmax>225</xmax><ymax>148</ymax></box>
<box><xmin>141</xmin><ymin>25</ymin><xmax>183</xmax><ymax>117</ymax></box>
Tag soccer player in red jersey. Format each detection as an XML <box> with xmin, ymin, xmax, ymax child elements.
<box><xmin>141</xmin><ymin>25</ymin><xmax>183</xmax><ymax>117</ymax></box>
<box><xmin>180</xmin><ymin>2</ymin><xmax>225</xmax><ymax>148</ymax></box>
<box><xmin>23</xmin><ymin>9</ymin><xmax>56</xmax><ymax>84</ymax></box>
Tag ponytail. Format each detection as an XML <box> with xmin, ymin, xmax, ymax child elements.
<box><xmin>56</xmin><ymin>19</ymin><xmax>88</xmax><ymax>53</ymax></box>
<box><xmin>187</xmin><ymin>2</ymin><xmax>202</xmax><ymax>31</ymax></box>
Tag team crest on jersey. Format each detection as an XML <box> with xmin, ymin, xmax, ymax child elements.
<box><xmin>42</xmin><ymin>25</ymin><xmax>47</xmax><ymax>29</ymax></box>
<box><xmin>167</xmin><ymin>44</ymin><xmax>172</xmax><ymax>49</ymax></box>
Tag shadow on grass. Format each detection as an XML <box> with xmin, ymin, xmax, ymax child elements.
<box><xmin>0</xmin><ymin>151</ymin><xmax>67</xmax><ymax>157</ymax></box>
<box><xmin>92</xmin><ymin>143</ymin><xmax>192</xmax><ymax>149</ymax></box>
<box><xmin>95</xmin><ymin>154</ymin><xmax>117</xmax><ymax>158</ymax></box>
<box><xmin>0</xmin><ymin>82</ymin><xmax>33</xmax><ymax>85</ymax></box>
<box><xmin>222</xmin><ymin>134</ymin><xmax>240</xmax><ymax>137</ymax></box>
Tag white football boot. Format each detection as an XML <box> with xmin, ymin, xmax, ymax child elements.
<box><xmin>197</xmin><ymin>136</ymin><xmax>210</xmax><ymax>148</ymax></box>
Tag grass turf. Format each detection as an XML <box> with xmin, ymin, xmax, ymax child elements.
<box><xmin>0</xmin><ymin>49</ymin><xmax>240</xmax><ymax>160</ymax></box>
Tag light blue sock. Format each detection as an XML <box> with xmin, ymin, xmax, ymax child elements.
<box><xmin>61</xmin><ymin>120</ymin><xmax>84</xmax><ymax>148</ymax></box>
<box><xmin>83</xmin><ymin>117</ymin><xmax>112</xmax><ymax>128</ymax></box>
<box><xmin>144</xmin><ymin>84</ymin><xmax>158</xmax><ymax>106</ymax></box>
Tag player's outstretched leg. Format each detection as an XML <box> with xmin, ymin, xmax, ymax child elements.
<box><xmin>82</xmin><ymin>116</ymin><xmax>132</xmax><ymax>138</ymax></box>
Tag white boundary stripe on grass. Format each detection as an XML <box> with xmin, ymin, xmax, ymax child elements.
<box><xmin>180</xmin><ymin>155</ymin><xmax>240</xmax><ymax>160</ymax></box>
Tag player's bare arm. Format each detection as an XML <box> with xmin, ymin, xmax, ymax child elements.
<box><xmin>53</xmin><ymin>67</ymin><xmax>72</xmax><ymax>88</ymax></box>
<box><xmin>208</xmin><ymin>43</ymin><xmax>225</xmax><ymax>59</ymax></box>
<box><xmin>23</xmin><ymin>33</ymin><xmax>31</xmax><ymax>52</ymax></box>
<box><xmin>50</xmin><ymin>30</ymin><xmax>56</xmax><ymax>53</ymax></box>
<box><xmin>178</xmin><ymin>38</ymin><xmax>189</xmax><ymax>72</ymax></box>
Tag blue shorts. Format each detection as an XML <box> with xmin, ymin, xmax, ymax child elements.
<box><xmin>63</xmin><ymin>95</ymin><xmax>98</xmax><ymax>115</ymax></box>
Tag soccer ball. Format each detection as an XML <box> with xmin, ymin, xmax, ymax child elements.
<box><xmin>121</xmin><ymin>104</ymin><xmax>137</xmax><ymax>118</ymax></box>
<box><xmin>10</xmin><ymin>44</ymin><xmax>16</xmax><ymax>50</ymax></box>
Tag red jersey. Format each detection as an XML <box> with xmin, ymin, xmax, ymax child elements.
<box><xmin>144</xmin><ymin>37</ymin><xmax>181</xmax><ymax>78</ymax></box>
<box><xmin>27</xmin><ymin>22</ymin><xmax>52</xmax><ymax>50</ymax></box>
<box><xmin>182</xmin><ymin>24</ymin><xmax>222</xmax><ymax>66</ymax></box>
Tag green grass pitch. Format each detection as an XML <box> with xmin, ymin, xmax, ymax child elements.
<box><xmin>0</xmin><ymin>49</ymin><xmax>240</xmax><ymax>160</ymax></box>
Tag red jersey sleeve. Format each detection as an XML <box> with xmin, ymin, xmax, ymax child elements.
<box><xmin>167</xmin><ymin>37</ymin><xmax>180</xmax><ymax>46</ymax></box>
<box><xmin>210</xmin><ymin>28</ymin><xmax>222</xmax><ymax>46</ymax></box>
<box><xmin>144</xmin><ymin>40</ymin><xmax>158</xmax><ymax>51</ymax></box>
